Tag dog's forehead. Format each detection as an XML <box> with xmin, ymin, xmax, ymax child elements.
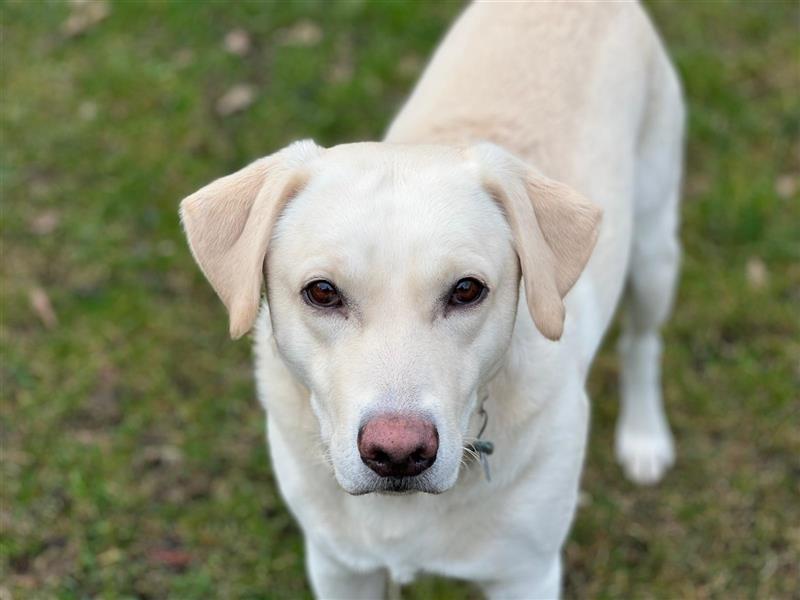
<box><xmin>301</xmin><ymin>143</ymin><xmax>473</xmax><ymax>201</ymax></box>
<box><xmin>272</xmin><ymin>142</ymin><xmax>511</xmax><ymax>282</ymax></box>
<box><xmin>317</xmin><ymin>142</ymin><xmax>467</xmax><ymax>174</ymax></box>
<box><xmin>280</xmin><ymin>143</ymin><xmax>503</xmax><ymax>246</ymax></box>
<box><xmin>296</xmin><ymin>142</ymin><xmax>485</xmax><ymax>217</ymax></box>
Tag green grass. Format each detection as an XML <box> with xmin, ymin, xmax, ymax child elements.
<box><xmin>2</xmin><ymin>1</ymin><xmax>798</xmax><ymax>598</ymax></box>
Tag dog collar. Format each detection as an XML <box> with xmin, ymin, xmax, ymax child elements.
<box><xmin>466</xmin><ymin>394</ymin><xmax>494</xmax><ymax>481</ymax></box>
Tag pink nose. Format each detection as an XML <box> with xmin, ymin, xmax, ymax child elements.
<box><xmin>358</xmin><ymin>414</ymin><xmax>438</xmax><ymax>478</ymax></box>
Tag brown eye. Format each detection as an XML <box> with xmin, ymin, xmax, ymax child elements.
<box><xmin>303</xmin><ymin>280</ymin><xmax>342</xmax><ymax>308</ymax></box>
<box><xmin>449</xmin><ymin>278</ymin><xmax>487</xmax><ymax>306</ymax></box>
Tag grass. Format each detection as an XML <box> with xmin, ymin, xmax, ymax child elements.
<box><xmin>1</xmin><ymin>1</ymin><xmax>798</xmax><ymax>598</ymax></box>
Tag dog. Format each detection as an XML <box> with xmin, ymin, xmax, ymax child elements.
<box><xmin>180</xmin><ymin>2</ymin><xmax>684</xmax><ymax>598</ymax></box>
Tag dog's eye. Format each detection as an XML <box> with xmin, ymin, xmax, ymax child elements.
<box><xmin>303</xmin><ymin>280</ymin><xmax>343</xmax><ymax>308</ymax></box>
<box><xmin>448</xmin><ymin>278</ymin><xmax>487</xmax><ymax>306</ymax></box>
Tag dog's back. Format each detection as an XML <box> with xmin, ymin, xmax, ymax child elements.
<box><xmin>388</xmin><ymin>1</ymin><xmax>684</xmax><ymax>483</ymax></box>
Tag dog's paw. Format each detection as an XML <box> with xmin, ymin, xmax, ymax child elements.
<box><xmin>614</xmin><ymin>421</ymin><xmax>675</xmax><ymax>485</ymax></box>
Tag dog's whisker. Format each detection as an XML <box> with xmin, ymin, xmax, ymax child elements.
<box><xmin>462</xmin><ymin>446</ymin><xmax>481</xmax><ymax>464</ymax></box>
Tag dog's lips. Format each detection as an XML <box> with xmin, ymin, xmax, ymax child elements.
<box><xmin>343</xmin><ymin>473</ymin><xmax>446</xmax><ymax>496</ymax></box>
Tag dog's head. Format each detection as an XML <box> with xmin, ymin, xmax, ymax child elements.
<box><xmin>181</xmin><ymin>141</ymin><xmax>600</xmax><ymax>494</ymax></box>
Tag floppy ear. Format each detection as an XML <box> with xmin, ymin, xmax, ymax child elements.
<box><xmin>469</xmin><ymin>142</ymin><xmax>602</xmax><ymax>341</ymax></box>
<box><xmin>180</xmin><ymin>139</ymin><xmax>323</xmax><ymax>339</ymax></box>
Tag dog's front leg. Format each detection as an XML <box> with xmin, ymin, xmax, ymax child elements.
<box><xmin>478</xmin><ymin>380</ymin><xmax>588</xmax><ymax>600</ymax></box>
<box><xmin>480</xmin><ymin>554</ymin><xmax>561</xmax><ymax>600</ymax></box>
<box><xmin>306</xmin><ymin>539</ymin><xmax>387</xmax><ymax>600</ymax></box>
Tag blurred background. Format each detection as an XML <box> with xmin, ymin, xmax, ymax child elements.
<box><xmin>2</xmin><ymin>1</ymin><xmax>798</xmax><ymax>598</ymax></box>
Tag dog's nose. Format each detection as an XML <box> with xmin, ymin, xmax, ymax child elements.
<box><xmin>358</xmin><ymin>414</ymin><xmax>438</xmax><ymax>478</ymax></box>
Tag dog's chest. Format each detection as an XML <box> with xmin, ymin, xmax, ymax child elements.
<box><xmin>324</xmin><ymin>485</ymin><xmax>508</xmax><ymax>583</ymax></box>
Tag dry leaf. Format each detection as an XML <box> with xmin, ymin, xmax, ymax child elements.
<box><xmin>74</xmin><ymin>430</ymin><xmax>111</xmax><ymax>446</ymax></box>
<box><xmin>327</xmin><ymin>38</ymin><xmax>354</xmax><ymax>84</ymax></box>
<box><xmin>84</xmin><ymin>365</ymin><xmax>121</xmax><ymax>426</ymax></box>
<box><xmin>398</xmin><ymin>54</ymin><xmax>422</xmax><ymax>78</ymax></box>
<box><xmin>149</xmin><ymin>548</ymin><xmax>192</xmax><ymax>570</ymax></box>
<box><xmin>28</xmin><ymin>287</ymin><xmax>58</xmax><ymax>328</ymax></box>
<box><xmin>138</xmin><ymin>445</ymin><xmax>183</xmax><ymax>469</ymax></box>
<box><xmin>215</xmin><ymin>84</ymin><xmax>256</xmax><ymax>116</ymax></box>
<box><xmin>276</xmin><ymin>20</ymin><xmax>322</xmax><ymax>47</ymax></box>
<box><xmin>172</xmin><ymin>48</ymin><xmax>194</xmax><ymax>68</ymax></box>
<box><xmin>224</xmin><ymin>28</ymin><xmax>251</xmax><ymax>56</ymax></box>
<box><xmin>97</xmin><ymin>547</ymin><xmax>123</xmax><ymax>567</ymax></box>
<box><xmin>686</xmin><ymin>174</ymin><xmax>711</xmax><ymax>198</ymax></box>
<box><xmin>62</xmin><ymin>0</ymin><xmax>110</xmax><ymax>38</ymax></box>
<box><xmin>775</xmin><ymin>174</ymin><xmax>798</xmax><ymax>199</ymax></box>
<box><xmin>78</xmin><ymin>100</ymin><xmax>97</xmax><ymax>121</ymax></box>
<box><xmin>30</xmin><ymin>177</ymin><xmax>52</xmax><ymax>200</ymax></box>
<box><xmin>746</xmin><ymin>257</ymin><xmax>768</xmax><ymax>290</ymax></box>
<box><xmin>31</xmin><ymin>536</ymin><xmax>77</xmax><ymax>584</ymax></box>
<box><xmin>29</xmin><ymin>210</ymin><xmax>60</xmax><ymax>235</ymax></box>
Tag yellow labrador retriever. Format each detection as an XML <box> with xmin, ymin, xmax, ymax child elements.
<box><xmin>181</xmin><ymin>2</ymin><xmax>684</xmax><ymax>598</ymax></box>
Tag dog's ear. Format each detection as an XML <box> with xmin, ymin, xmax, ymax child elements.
<box><xmin>180</xmin><ymin>140</ymin><xmax>323</xmax><ymax>339</ymax></box>
<box><xmin>469</xmin><ymin>142</ymin><xmax>602</xmax><ymax>341</ymax></box>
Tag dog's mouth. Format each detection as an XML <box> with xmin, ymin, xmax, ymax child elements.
<box><xmin>346</xmin><ymin>473</ymin><xmax>444</xmax><ymax>496</ymax></box>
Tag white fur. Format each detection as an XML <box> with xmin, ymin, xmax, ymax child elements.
<box><xmin>192</xmin><ymin>2</ymin><xmax>685</xmax><ymax>598</ymax></box>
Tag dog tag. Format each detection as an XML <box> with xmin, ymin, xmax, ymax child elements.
<box><xmin>479</xmin><ymin>450</ymin><xmax>492</xmax><ymax>482</ymax></box>
<box><xmin>472</xmin><ymin>402</ymin><xmax>494</xmax><ymax>482</ymax></box>
<box><xmin>472</xmin><ymin>440</ymin><xmax>493</xmax><ymax>481</ymax></box>
<box><xmin>472</xmin><ymin>440</ymin><xmax>494</xmax><ymax>455</ymax></box>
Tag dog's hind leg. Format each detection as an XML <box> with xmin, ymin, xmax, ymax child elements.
<box><xmin>615</xmin><ymin>52</ymin><xmax>685</xmax><ymax>486</ymax></box>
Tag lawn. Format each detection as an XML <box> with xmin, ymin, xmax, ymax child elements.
<box><xmin>2</xmin><ymin>1</ymin><xmax>798</xmax><ymax>598</ymax></box>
